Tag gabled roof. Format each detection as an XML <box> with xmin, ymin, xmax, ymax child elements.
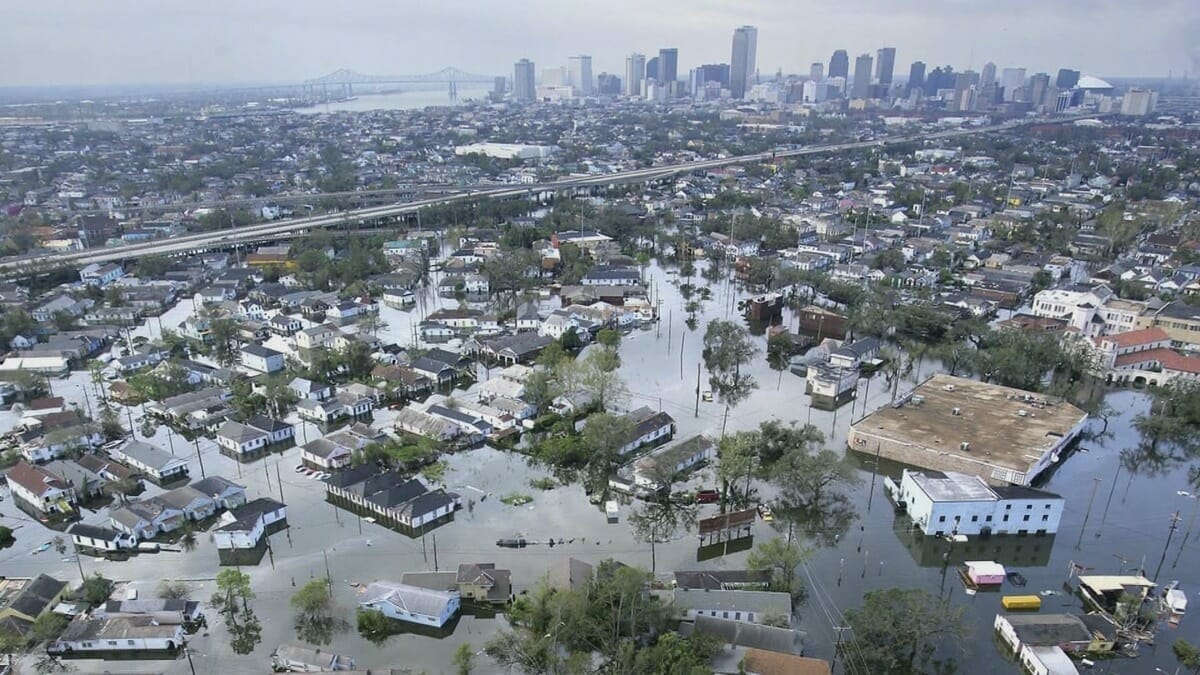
<box><xmin>6</xmin><ymin>460</ymin><xmax>69</xmax><ymax>497</ymax></box>
<box><xmin>359</xmin><ymin>581</ymin><xmax>457</xmax><ymax>618</ymax></box>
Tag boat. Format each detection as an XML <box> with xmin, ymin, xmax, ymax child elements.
<box><xmin>1165</xmin><ymin>581</ymin><xmax>1187</xmax><ymax>615</ymax></box>
<box><xmin>32</xmin><ymin>542</ymin><xmax>51</xmax><ymax>554</ymax></box>
<box><xmin>496</xmin><ymin>538</ymin><xmax>528</xmax><ymax>548</ymax></box>
<box><xmin>605</xmin><ymin>501</ymin><xmax>619</xmax><ymax>523</ymax></box>
<box><xmin>1002</xmin><ymin>595</ymin><xmax>1043</xmax><ymax>610</ymax></box>
<box><xmin>1006</xmin><ymin>571</ymin><xmax>1028</xmax><ymax>587</ymax></box>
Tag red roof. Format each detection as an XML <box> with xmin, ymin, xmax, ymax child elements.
<box><xmin>6</xmin><ymin>460</ymin><xmax>68</xmax><ymax>497</ymax></box>
<box><xmin>1098</xmin><ymin>327</ymin><xmax>1170</xmax><ymax>349</ymax></box>
<box><xmin>1114</xmin><ymin>348</ymin><xmax>1200</xmax><ymax>374</ymax></box>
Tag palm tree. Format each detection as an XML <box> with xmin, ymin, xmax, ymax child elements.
<box><xmin>178</xmin><ymin>521</ymin><xmax>199</xmax><ymax>553</ymax></box>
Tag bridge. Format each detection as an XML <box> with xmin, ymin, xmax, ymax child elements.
<box><xmin>0</xmin><ymin>116</ymin><xmax>1080</xmax><ymax>279</ymax></box>
<box><xmin>303</xmin><ymin>67</ymin><xmax>500</xmax><ymax>100</ymax></box>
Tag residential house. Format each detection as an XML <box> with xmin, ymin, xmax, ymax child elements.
<box><xmin>45</xmin><ymin>459</ymin><xmax>106</xmax><ymax>502</ymax></box>
<box><xmin>671</xmin><ymin>589</ymin><xmax>792</xmax><ymax>626</ymax></box>
<box><xmin>828</xmin><ymin>337</ymin><xmax>881</xmax><ymax>369</ymax></box>
<box><xmin>616</xmin><ymin>407</ymin><xmax>676</xmax><ymax>455</ymax></box>
<box><xmin>582</xmin><ymin>266</ymin><xmax>641</xmax><ymax>287</ymax></box>
<box><xmin>240</xmin><ymin>344</ymin><xmax>286</xmax><ymax>374</ymax></box>
<box><xmin>79</xmin><ymin>263</ymin><xmax>125</xmax><ymax>287</ymax></box>
<box><xmin>994</xmin><ymin>613</ymin><xmax>1116</xmax><ymax>656</ymax></box>
<box><xmin>289</xmin><ymin>377</ymin><xmax>333</xmax><ymax>401</ymax></box>
<box><xmin>109</xmin><ymin>440</ymin><xmax>190</xmax><ymax>483</ymax></box>
<box><xmin>271</xmin><ymin>643</ymin><xmax>356</xmax><ymax>672</ymax></box>
<box><xmin>190</xmin><ymin>476</ymin><xmax>247</xmax><ymax>509</ymax></box>
<box><xmin>358</xmin><ymin>582</ymin><xmax>461</xmax><ymax>628</ymax></box>
<box><xmin>6</xmin><ymin>460</ymin><xmax>77</xmax><ymax>517</ymax></box>
<box><xmin>267</xmin><ymin>314</ymin><xmax>303</xmax><ymax>336</ymax></box>
<box><xmin>67</xmin><ymin>523</ymin><xmax>137</xmax><ymax>554</ymax></box>
<box><xmin>674</xmin><ymin>570</ymin><xmax>772</xmax><ymax>591</ymax></box>
<box><xmin>0</xmin><ymin>575</ymin><xmax>70</xmax><ymax>637</ymax></box>
<box><xmin>50</xmin><ymin>616</ymin><xmax>185</xmax><ymax>655</ymax></box>
<box><xmin>394</xmin><ymin>407</ymin><xmax>462</xmax><ymax>442</ymax></box>
<box><xmin>410</xmin><ymin>357</ymin><xmax>458</xmax><ymax>386</ymax></box>
<box><xmin>212</xmin><ymin>497</ymin><xmax>288</xmax><ymax>561</ymax></box>
<box><xmin>155</xmin><ymin>486</ymin><xmax>218</xmax><ymax>521</ymax></box>
<box><xmin>215</xmin><ymin>420</ymin><xmax>269</xmax><ymax>458</ymax></box>
<box><xmin>614</xmin><ymin>435</ymin><xmax>715</xmax><ymax>493</ymax></box>
<box><xmin>110</xmin><ymin>499</ymin><xmax>185</xmax><ymax>539</ymax></box>
<box><xmin>295</xmin><ymin>323</ymin><xmax>340</xmax><ymax>352</ymax></box>
<box><xmin>456</xmin><ymin>563</ymin><xmax>512</xmax><ymax>604</ymax></box>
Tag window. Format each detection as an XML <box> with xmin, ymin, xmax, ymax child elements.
<box><xmin>1005</xmin><ymin>504</ymin><xmax>1011</xmax><ymax>510</ymax></box>
<box><xmin>1003</xmin><ymin>515</ymin><xmax>1009</xmax><ymax>522</ymax></box>
<box><xmin>723</xmin><ymin>612</ymin><xmax>729</xmax><ymax>619</ymax></box>
<box><xmin>1045</xmin><ymin>504</ymin><xmax>1051</xmax><ymax>509</ymax></box>
<box><xmin>1023</xmin><ymin>515</ymin><xmax>1030</xmax><ymax>522</ymax></box>
<box><xmin>128</xmin><ymin>640</ymin><xmax>136</xmax><ymax>646</ymax></box>
<box><xmin>938</xmin><ymin>515</ymin><xmax>946</xmax><ymax>522</ymax></box>
<box><xmin>1026</xmin><ymin>504</ymin><xmax>1032</xmax><ymax>509</ymax></box>
<box><xmin>986</xmin><ymin>516</ymin><xmax>993</xmax><ymax>522</ymax></box>
<box><xmin>735</xmin><ymin>612</ymin><xmax>741</xmax><ymax>621</ymax></box>
<box><xmin>971</xmin><ymin>515</ymin><xmax>978</xmax><ymax>522</ymax></box>
<box><xmin>1042</xmin><ymin>515</ymin><xmax>1049</xmax><ymax>522</ymax></box>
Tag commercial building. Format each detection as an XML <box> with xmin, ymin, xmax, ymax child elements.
<box><xmin>658</xmin><ymin>48</ymin><xmax>678</xmax><ymax>84</ymax></box>
<box><xmin>851</xmin><ymin>54</ymin><xmax>873</xmax><ymax>99</ymax></box>
<box><xmin>875</xmin><ymin>47</ymin><xmax>896</xmax><ymax>87</ymax></box>
<box><xmin>513</xmin><ymin>59</ymin><xmax>536</xmax><ymax>102</ymax></box>
<box><xmin>568</xmin><ymin>55</ymin><xmax>593</xmax><ymax>96</ymax></box>
<box><xmin>729</xmin><ymin>25</ymin><xmax>758</xmax><ymax>99</ymax></box>
<box><xmin>625</xmin><ymin>53</ymin><xmax>646</xmax><ymax>96</ymax></box>
<box><xmin>453</xmin><ymin>143</ymin><xmax>558</xmax><ymax>160</ymax></box>
<box><xmin>848</xmin><ymin>374</ymin><xmax>1088</xmax><ymax>486</ymax></box>
<box><xmin>888</xmin><ymin>469</ymin><xmax>1064</xmax><ymax>536</ymax></box>
<box><xmin>1120</xmin><ymin>88</ymin><xmax>1158</xmax><ymax>116</ymax></box>
<box><xmin>906</xmin><ymin>61</ymin><xmax>926</xmax><ymax>96</ymax></box>
<box><xmin>828</xmin><ymin>50</ymin><xmax>849</xmax><ymax>80</ymax></box>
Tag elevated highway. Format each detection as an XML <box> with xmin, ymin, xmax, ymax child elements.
<box><xmin>0</xmin><ymin>116</ymin><xmax>1062</xmax><ymax>278</ymax></box>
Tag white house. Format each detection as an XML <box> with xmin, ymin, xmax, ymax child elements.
<box><xmin>51</xmin><ymin>616</ymin><xmax>185</xmax><ymax>654</ymax></box>
<box><xmin>272</xmin><ymin>644</ymin><xmax>355</xmax><ymax>672</ymax></box>
<box><xmin>670</xmin><ymin>589</ymin><xmax>792</xmax><ymax>626</ymax></box>
<box><xmin>618</xmin><ymin>435</ymin><xmax>716</xmax><ymax>492</ymax></box>
<box><xmin>212</xmin><ymin>497</ymin><xmax>288</xmax><ymax>551</ymax></box>
<box><xmin>240</xmin><ymin>344</ymin><xmax>286</xmax><ymax>374</ymax></box>
<box><xmin>7</xmin><ymin>461</ymin><xmax>77</xmax><ymax>516</ymax></box>
<box><xmin>888</xmin><ymin>469</ymin><xmax>1064</xmax><ymax>537</ymax></box>
<box><xmin>289</xmin><ymin>377</ymin><xmax>333</xmax><ymax>401</ymax></box>
<box><xmin>215</xmin><ymin>420</ymin><xmax>268</xmax><ymax>457</ymax></box>
<box><xmin>67</xmin><ymin>523</ymin><xmax>137</xmax><ymax>553</ymax></box>
<box><xmin>359</xmin><ymin>582</ymin><xmax>461</xmax><ymax>628</ymax></box>
<box><xmin>616</xmin><ymin>407</ymin><xmax>676</xmax><ymax>456</ymax></box>
<box><xmin>79</xmin><ymin>263</ymin><xmax>125</xmax><ymax>287</ymax></box>
<box><xmin>110</xmin><ymin>441</ymin><xmax>190</xmax><ymax>483</ymax></box>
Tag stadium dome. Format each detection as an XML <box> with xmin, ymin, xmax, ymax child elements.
<box><xmin>1076</xmin><ymin>75</ymin><xmax>1113</xmax><ymax>90</ymax></box>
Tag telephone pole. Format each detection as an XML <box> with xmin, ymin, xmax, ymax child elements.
<box><xmin>1153</xmin><ymin>511</ymin><xmax>1182</xmax><ymax>583</ymax></box>
<box><xmin>1076</xmin><ymin>477</ymin><xmax>1101</xmax><ymax>549</ymax></box>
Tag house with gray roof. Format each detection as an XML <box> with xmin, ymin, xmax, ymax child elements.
<box><xmin>359</xmin><ymin>581</ymin><xmax>460</xmax><ymax>628</ymax></box>
<box><xmin>671</xmin><ymin>589</ymin><xmax>792</xmax><ymax>626</ymax></box>
<box><xmin>109</xmin><ymin>440</ymin><xmax>189</xmax><ymax>483</ymax></box>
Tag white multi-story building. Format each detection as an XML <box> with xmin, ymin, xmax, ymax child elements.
<box><xmin>889</xmin><ymin>469</ymin><xmax>1064</xmax><ymax>537</ymax></box>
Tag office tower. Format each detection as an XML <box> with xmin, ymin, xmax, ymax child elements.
<box><xmin>875</xmin><ymin>47</ymin><xmax>896</xmax><ymax>86</ymax></box>
<box><xmin>810</xmin><ymin>62</ymin><xmax>824</xmax><ymax>81</ymax></box>
<box><xmin>730</xmin><ymin>25</ymin><xmax>758</xmax><ymax>99</ymax></box>
<box><xmin>1001</xmin><ymin>67</ymin><xmax>1026</xmax><ymax>101</ymax></box>
<box><xmin>697</xmin><ymin>63</ymin><xmax>730</xmax><ymax>88</ymax></box>
<box><xmin>1120</xmin><ymin>88</ymin><xmax>1157</xmax><ymax>116</ymax></box>
<box><xmin>1029</xmin><ymin>72</ymin><xmax>1051</xmax><ymax>107</ymax></box>
<box><xmin>851</xmin><ymin>53</ymin><xmax>873</xmax><ymax>99</ymax></box>
<box><xmin>829</xmin><ymin>50</ymin><xmax>849</xmax><ymax>80</ymax></box>
<box><xmin>954</xmin><ymin>70</ymin><xmax>979</xmax><ymax>111</ymax></box>
<box><xmin>645</xmin><ymin>57</ymin><xmax>659</xmax><ymax>81</ymax></box>
<box><xmin>568</xmin><ymin>55</ymin><xmax>593</xmax><ymax>95</ymax></box>
<box><xmin>658</xmin><ymin>48</ymin><xmax>678</xmax><ymax>83</ymax></box>
<box><xmin>625</xmin><ymin>53</ymin><xmax>646</xmax><ymax>96</ymax></box>
<box><xmin>597</xmin><ymin>73</ymin><xmax>621</xmax><ymax>95</ymax></box>
<box><xmin>513</xmin><ymin>59</ymin><xmax>536</xmax><ymax>101</ymax></box>
<box><xmin>980</xmin><ymin>62</ymin><xmax>997</xmax><ymax>88</ymax></box>
<box><xmin>493</xmin><ymin>77</ymin><xmax>506</xmax><ymax>94</ymax></box>
<box><xmin>1056</xmin><ymin>68</ymin><xmax>1081</xmax><ymax>89</ymax></box>
<box><xmin>906</xmin><ymin>61</ymin><xmax>926</xmax><ymax>95</ymax></box>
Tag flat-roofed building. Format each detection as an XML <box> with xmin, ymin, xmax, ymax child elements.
<box><xmin>889</xmin><ymin>469</ymin><xmax>1064</xmax><ymax>536</ymax></box>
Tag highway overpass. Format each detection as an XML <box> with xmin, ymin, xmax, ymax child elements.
<box><xmin>0</xmin><ymin>116</ymin><xmax>1062</xmax><ymax>279</ymax></box>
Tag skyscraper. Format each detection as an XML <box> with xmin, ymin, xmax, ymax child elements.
<box><xmin>568</xmin><ymin>55</ymin><xmax>593</xmax><ymax>96</ymax></box>
<box><xmin>513</xmin><ymin>58</ymin><xmax>536</xmax><ymax>101</ymax></box>
<box><xmin>646</xmin><ymin>57</ymin><xmax>659</xmax><ymax>81</ymax></box>
<box><xmin>980</xmin><ymin>62</ymin><xmax>997</xmax><ymax>88</ymax></box>
<box><xmin>829</xmin><ymin>50</ymin><xmax>849</xmax><ymax>80</ymax></box>
<box><xmin>597</xmin><ymin>73</ymin><xmax>621</xmax><ymax>96</ymax></box>
<box><xmin>875</xmin><ymin>47</ymin><xmax>896</xmax><ymax>86</ymax></box>
<box><xmin>1029</xmin><ymin>72</ymin><xmax>1051</xmax><ymax>107</ymax></box>
<box><xmin>851</xmin><ymin>53</ymin><xmax>873</xmax><ymax>99</ymax></box>
<box><xmin>810</xmin><ymin>62</ymin><xmax>824</xmax><ymax>81</ymax></box>
<box><xmin>729</xmin><ymin>25</ymin><xmax>758</xmax><ymax>99</ymax></box>
<box><xmin>907</xmin><ymin>61</ymin><xmax>926</xmax><ymax>95</ymax></box>
<box><xmin>658</xmin><ymin>48</ymin><xmax>678</xmax><ymax>83</ymax></box>
<box><xmin>1001</xmin><ymin>67</ymin><xmax>1027</xmax><ymax>101</ymax></box>
<box><xmin>697</xmin><ymin>64</ymin><xmax>730</xmax><ymax>88</ymax></box>
<box><xmin>1055</xmin><ymin>68</ymin><xmax>1081</xmax><ymax>89</ymax></box>
<box><xmin>625</xmin><ymin>53</ymin><xmax>646</xmax><ymax>96</ymax></box>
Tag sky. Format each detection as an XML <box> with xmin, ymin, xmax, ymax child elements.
<box><xmin>3</xmin><ymin>0</ymin><xmax>1199</xmax><ymax>87</ymax></box>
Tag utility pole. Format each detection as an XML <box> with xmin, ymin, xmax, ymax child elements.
<box><xmin>694</xmin><ymin>363</ymin><xmax>701</xmax><ymax>417</ymax></box>
<box><xmin>1153</xmin><ymin>511</ymin><xmax>1182</xmax><ymax>583</ymax></box>
<box><xmin>1076</xmin><ymin>477</ymin><xmax>1101</xmax><ymax>549</ymax></box>
<box><xmin>192</xmin><ymin>437</ymin><xmax>206</xmax><ymax>478</ymax></box>
<box><xmin>831</xmin><ymin>625</ymin><xmax>851</xmax><ymax>674</ymax></box>
<box><xmin>433</xmin><ymin>533</ymin><xmax>439</xmax><ymax>571</ymax></box>
<box><xmin>322</xmin><ymin>549</ymin><xmax>333</xmax><ymax>596</ymax></box>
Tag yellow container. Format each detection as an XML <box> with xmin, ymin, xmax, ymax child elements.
<box><xmin>1002</xmin><ymin>595</ymin><xmax>1042</xmax><ymax>610</ymax></box>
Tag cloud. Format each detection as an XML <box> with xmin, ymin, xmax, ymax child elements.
<box><xmin>0</xmin><ymin>0</ymin><xmax>1193</xmax><ymax>86</ymax></box>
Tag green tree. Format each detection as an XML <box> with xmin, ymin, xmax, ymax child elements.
<box><xmin>578</xmin><ymin>346</ymin><xmax>627</xmax><ymax>410</ymax></box>
<box><xmin>210</xmin><ymin>569</ymin><xmax>261</xmax><ymax>655</ymax></box>
<box><xmin>453</xmin><ymin>642</ymin><xmax>476</xmax><ymax>675</ymax></box>
<box><xmin>30</xmin><ymin>612</ymin><xmax>68</xmax><ymax>642</ymax></box>
<box><xmin>158</xmin><ymin>580</ymin><xmax>191</xmax><ymax>600</ymax></box>
<box><xmin>1175</xmin><ymin>638</ymin><xmax>1200</xmax><ymax>673</ymax></box>
<box><xmin>0</xmin><ymin>526</ymin><xmax>13</xmax><ymax>547</ymax></box>
<box><xmin>746</xmin><ymin>537</ymin><xmax>813</xmax><ymax>598</ymax></box>
<box><xmin>844</xmin><ymin>588</ymin><xmax>966</xmax><ymax>674</ymax></box>
<box><xmin>581</xmin><ymin>412</ymin><xmax>635</xmax><ymax>496</ymax></box>
<box><xmin>356</xmin><ymin>608</ymin><xmax>395</xmax><ymax>645</ymax></box>
<box><xmin>209</xmin><ymin>317</ymin><xmax>238</xmax><ymax>365</ymax></box>
<box><xmin>291</xmin><ymin>579</ymin><xmax>335</xmax><ymax>646</ymax></box>
<box><xmin>80</xmin><ymin>573</ymin><xmax>113</xmax><ymax>604</ymax></box>
<box><xmin>596</xmin><ymin>328</ymin><xmax>621</xmax><ymax>349</ymax></box>
<box><xmin>766</xmin><ymin>331</ymin><xmax>793</xmax><ymax>389</ymax></box>
<box><xmin>0</xmin><ymin>628</ymin><xmax>24</xmax><ymax>657</ymax></box>
<box><xmin>629</xmin><ymin>498</ymin><xmax>698</xmax><ymax>573</ymax></box>
<box><xmin>717</xmin><ymin>431</ymin><xmax>758</xmax><ymax>511</ymax></box>
<box><xmin>703</xmin><ymin>319</ymin><xmax>759</xmax><ymax>413</ymax></box>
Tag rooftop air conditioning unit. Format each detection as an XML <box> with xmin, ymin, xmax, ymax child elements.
<box><xmin>960</xmin><ymin>442</ymin><xmax>970</xmax><ymax>451</ymax></box>
<box><xmin>952</xmin><ymin>407</ymin><xmax>961</xmax><ymax>415</ymax></box>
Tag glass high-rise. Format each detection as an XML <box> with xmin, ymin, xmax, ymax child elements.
<box><xmin>513</xmin><ymin>58</ymin><xmax>536</xmax><ymax>101</ymax></box>
<box><xmin>625</xmin><ymin>53</ymin><xmax>646</xmax><ymax>96</ymax></box>
<box><xmin>730</xmin><ymin>26</ymin><xmax>758</xmax><ymax>99</ymax></box>
<box><xmin>829</xmin><ymin>50</ymin><xmax>849</xmax><ymax>80</ymax></box>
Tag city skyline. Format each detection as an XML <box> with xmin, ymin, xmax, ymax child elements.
<box><xmin>1</xmin><ymin>0</ymin><xmax>1198</xmax><ymax>87</ymax></box>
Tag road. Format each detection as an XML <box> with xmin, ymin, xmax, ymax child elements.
<box><xmin>0</xmin><ymin>115</ymin><xmax>1064</xmax><ymax>277</ymax></box>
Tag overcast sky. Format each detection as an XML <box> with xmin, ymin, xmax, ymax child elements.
<box><xmin>3</xmin><ymin>0</ymin><xmax>1199</xmax><ymax>87</ymax></box>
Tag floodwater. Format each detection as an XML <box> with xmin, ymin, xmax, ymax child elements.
<box><xmin>292</xmin><ymin>88</ymin><xmax>493</xmax><ymax>115</ymax></box>
<box><xmin>6</xmin><ymin>260</ymin><xmax>1200</xmax><ymax>674</ymax></box>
